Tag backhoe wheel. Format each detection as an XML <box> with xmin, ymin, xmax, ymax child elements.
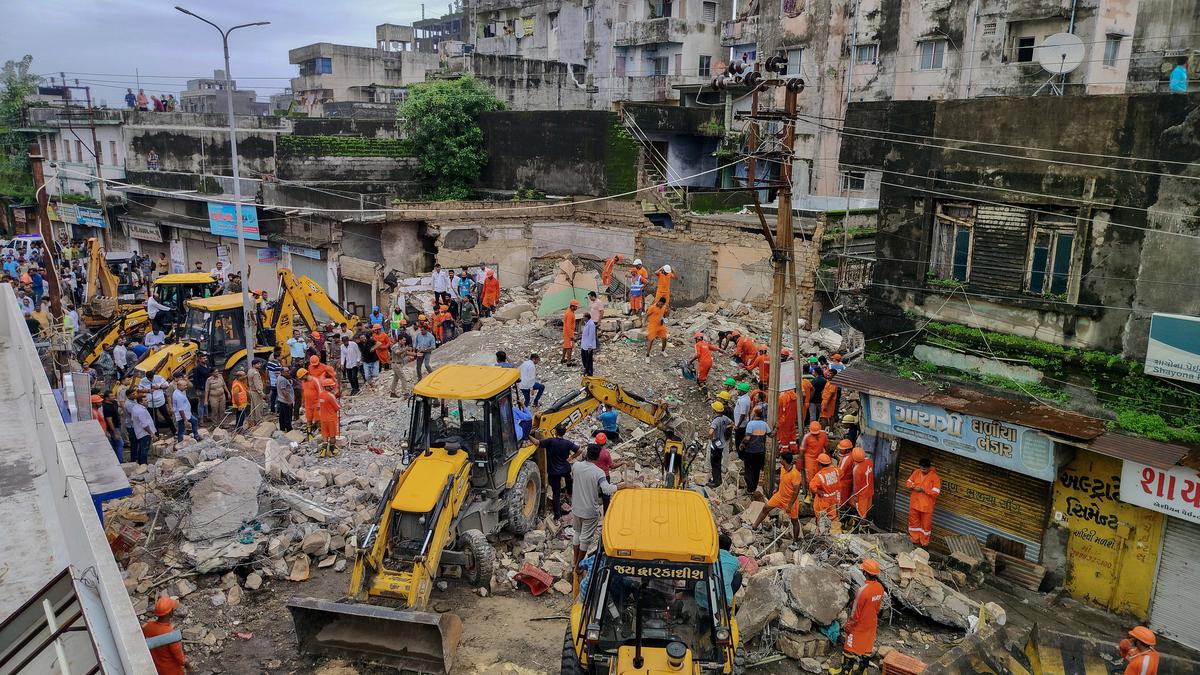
<box><xmin>561</xmin><ymin>628</ymin><xmax>582</xmax><ymax>675</ymax></box>
<box><xmin>507</xmin><ymin>460</ymin><xmax>542</xmax><ymax>535</ymax></box>
<box><xmin>460</xmin><ymin>529</ymin><xmax>495</xmax><ymax>587</ymax></box>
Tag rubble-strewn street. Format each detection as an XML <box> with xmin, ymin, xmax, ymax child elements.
<box><xmin>97</xmin><ymin>273</ymin><xmax>1159</xmax><ymax>674</ymax></box>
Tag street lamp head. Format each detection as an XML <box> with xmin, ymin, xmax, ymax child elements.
<box><xmin>174</xmin><ymin>6</ymin><xmax>194</xmax><ymax>15</ymax></box>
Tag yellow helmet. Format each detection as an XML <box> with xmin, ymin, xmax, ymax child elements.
<box><xmin>716</xmin><ymin>390</ymin><xmax>731</xmax><ymax>401</ymax></box>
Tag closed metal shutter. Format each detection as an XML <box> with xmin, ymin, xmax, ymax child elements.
<box><xmin>894</xmin><ymin>442</ymin><xmax>1050</xmax><ymax>561</ymax></box>
<box><xmin>1150</xmin><ymin>517</ymin><xmax>1200</xmax><ymax>651</ymax></box>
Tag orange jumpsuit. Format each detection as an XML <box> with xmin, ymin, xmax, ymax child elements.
<box><xmin>231</xmin><ymin>380</ymin><xmax>248</xmax><ymax>411</ymax></box>
<box><xmin>654</xmin><ymin>271</ymin><xmax>676</xmax><ymax>306</ymax></box>
<box><xmin>646</xmin><ymin>303</ymin><xmax>667</xmax><ymax>340</ymax></box>
<box><xmin>308</xmin><ymin>361</ymin><xmax>334</xmax><ymax>381</ymax></box>
<box><xmin>754</xmin><ymin>355</ymin><xmax>771</xmax><ymax>387</ymax></box>
<box><xmin>142</xmin><ymin>620</ymin><xmax>186</xmax><ymax>675</ymax></box>
<box><xmin>629</xmin><ymin>267</ymin><xmax>649</xmax><ymax>312</ymax></box>
<box><xmin>373</xmin><ymin>331</ymin><xmax>391</xmax><ymax>365</ymax></box>
<box><xmin>562</xmin><ymin>307</ymin><xmax>576</xmax><ymax>348</ymax></box>
<box><xmin>735</xmin><ymin>336</ymin><xmax>757</xmax><ymax>367</ymax></box>
<box><xmin>843</xmin><ymin>579</ymin><xmax>885</xmax><ymax>655</ymax></box>
<box><xmin>766</xmin><ymin>465</ymin><xmax>803</xmax><ymax>519</ymax></box>
<box><xmin>482</xmin><ymin>275</ymin><xmax>501</xmax><ymax>309</ymax></box>
<box><xmin>317</xmin><ymin>386</ymin><xmax>340</xmax><ymax>440</ymax></box>
<box><xmin>1124</xmin><ymin>649</ymin><xmax>1159</xmax><ymax>675</ymax></box>
<box><xmin>821</xmin><ymin>381</ymin><xmax>839</xmax><ymax>420</ymax></box>
<box><xmin>837</xmin><ymin>454</ymin><xmax>855</xmax><ymax>507</ymax></box>
<box><xmin>801</xmin><ymin>378</ymin><xmax>814</xmax><ymax>424</ymax></box>
<box><xmin>301</xmin><ymin>376</ymin><xmax>321</xmax><ymax>425</ymax></box>
<box><xmin>777</xmin><ymin>390</ymin><xmax>798</xmax><ymax>449</ymax></box>
<box><xmin>906</xmin><ymin>468</ymin><xmax>942</xmax><ymax>546</ymax></box>
<box><xmin>851</xmin><ymin>457</ymin><xmax>875</xmax><ymax>518</ymax></box>
<box><xmin>800</xmin><ymin>430</ymin><xmax>828</xmax><ymax>479</ymax></box>
<box><xmin>602</xmin><ymin>256</ymin><xmax>619</xmax><ymax>286</ymax></box>
<box><xmin>809</xmin><ymin>465</ymin><xmax>841</xmax><ymax>523</ymax></box>
<box><xmin>693</xmin><ymin>340</ymin><xmax>714</xmax><ymax>382</ymax></box>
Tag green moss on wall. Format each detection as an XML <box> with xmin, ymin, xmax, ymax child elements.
<box><xmin>278</xmin><ymin>134</ymin><xmax>408</xmax><ymax>158</ymax></box>
<box><xmin>605</xmin><ymin>122</ymin><xmax>639</xmax><ymax>199</ymax></box>
<box><xmin>688</xmin><ymin>190</ymin><xmax>753</xmax><ymax>214</ymax></box>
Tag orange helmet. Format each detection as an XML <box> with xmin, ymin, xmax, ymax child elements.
<box><xmin>569</xmin><ymin>299</ymin><xmax>579</xmax><ymax>307</ymax></box>
<box><xmin>321</xmin><ymin>377</ymin><xmax>336</xmax><ymax>390</ymax></box>
<box><xmin>860</xmin><ymin>559</ymin><xmax>881</xmax><ymax>576</ymax></box>
<box><xmin>809</xmin><ymin>422</ymin><xmax>822</xmax><ymax>432</ymax></box>
<box><xmin>818</xmin><ymin>453</ymin><xmax>832</xmax><ymax>465</ymax></box>
<box><xmin>851</xmin><ymin>447</ymin><xmax>866</xmax><ymax>462</ymax></box>
<box><xmin>154</xmin><ymin>596</ymin><xmax>178</xmax><ymax>617</ymax></box>
<box><xmin>90</xmin><ymin>394</ymin><xmax>103</xmax><ymax>404</ymax></box>
<box><xmin>832</xmin><ymin>353</ymin><xmax>842</xmax><ymax>362</ymax></box>
<box><xmin>439</xmin><ymin>305</ymin><xmax>448</xmax><ymax>311</ymax></box>
<box><xmin>309</xmin><ymin>355</ymin><xmax>320</xmax><ymax>365</ymax></box>
<box><xmin>694</xmin><ymin>332</ymin><xmax>703</xmax><ymax>340</ymax></box>
<box><xmin>594</xmin><ymin>432</ymin><xmax>608</xmax><ymax>445</ymax></box>
<box><xmin>1129</xmin><ymin>626</ymin><xmax>1156</xmax><ymax>646</ymax></box>
<box><xmin>418</xmin><ymin>314</ymin><xmax>427</xmax><ymax>321</ymax></box>
<box><xmin>781</xmin><ymin>348</ymin><xmax>791</xmax><ymax>357</ymax></box>
<box><xmin>372</xmin><ymin>323</ymin><xmax>383</xmax><ymax>330</ymax></box>
<box><xmin>837</xmin><ymin>439</ymin><xmax>853</xmax><ymax>450</ymax></box>
<box><xmin>310</xmin><ymin>330</ymin><xmax>320</xmax><ymax>338</ymax></box>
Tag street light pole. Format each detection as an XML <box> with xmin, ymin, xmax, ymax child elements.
<box><xmin>176</xmin><ymin>6</ymin><xmax>269</xmax><ymax>366</ymax></box>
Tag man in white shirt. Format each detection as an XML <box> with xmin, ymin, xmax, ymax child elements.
<box><xmin>146</xmin><ymin>293</ymin><xmax>172</xmax><ymax>331</ymax></box>
<box><xmin>431</xmin><ymin>263</ymin><xmax>451</xmax><ymax>305</ymax></box>
<box><xmin>113</xmin><ymin>340</ymin><xmax>129</xmax><ymax>377</ymax></box>
<box><xmin>518</xmin><ymin>353</ymin><xmax>545</xmax><ymax>406</ymax></box>
<box><xmin>144</xmin><ymin>329</ymin><xmax>167</xmax><ymax>349</ymax></box>
<box><xmin>340</xmin><ymin>334</ymin><xmax>363</xmax><ymax>395</ymax></box>
<box><xmin>171</xmin><ymin>379</ymin><xmax>200</xmax><ymax>442</ymax></box>
<box><xmin>140</xmin><ymin>372</ymin><xmax>172</xmax><ymax>434</ymax></box>
<box><xmin>210</xmin><ymin>260</ymin><xmax>230</xmax><ymax>283</ymax></box>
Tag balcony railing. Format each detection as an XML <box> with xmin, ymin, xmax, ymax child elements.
<box><xmin>613</xmin><ymin>17</ymin><xmax>688</xmax><ymax>47</ymax></box>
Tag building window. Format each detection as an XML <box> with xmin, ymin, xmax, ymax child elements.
<box><xmin>675</xmin><ymin>53</ymin><xmax>683</xmax><ymax>75</ymax></box>
<box><xmin>698</xmin><ymin>55</ymin><xmax>712</xmax><ymax>77</ymax></box>
<box><xmin>1026</xmin><ymin>215</ymin><xmax>1076</xmax><ymax>297</ymax></box>
<box><xmin>982</xmin><ymin>21</ymin><xmax>997</xmax><ymax>36</ymax></box>
<box><xmin>840</xmin><ymin>171</ymin><xmax>866</xmax><ymax>192</ymax></box>
<box><xmin>919</xmin><ymin>39</ymin><xmax>946</xmax><ymax>70</ymax></box>
<box><xmin>1104</xmin><ymin>34</ymin><xmax>1122</xmax><ymax>67</ymax></box>
<box><xmin>47</xmin><ymin>137</ymin><xmax>56</xmax><ymax>162</ymax></box>
<box><xmin>299</xmin><ymin>57</ymin><xmax>332</xmax><ymax>76</ymax></box>
<box><xmin>75</xmin><ymin>140</ymin><xmax>83</xmax><ymax>163</ymax></box>
<box><xmin>1015</xmin><ymin>36</ymin><xmax>1036</xmax><ymax>63</ymax></box>
<box><xmin>618</xmin><ymin>2</ymin><xmax>628</xmax><ymax>22</ymax></box>
<box><xmin>786</xmin><ymin>48</ymin><xmax>803</xmax><ymax>75</ymax></box>
<box><xmin>550</xmin><ymin>11</ymin><xmax>559</xmax><ymax>30</ymax></box>
<box><xmin>63</xmin><ymin>139</ymin><xmax>71</xmax><ymax>162</ymax></box>
<box><xmin>702</xmin><ymin>1</ymin><xmax>717</xmax><ymax>22</ymax></box>
<box><xmin>95</xmin><ymin>141</ymin><xmax>103</xmax><ymax>166</ymax></box>
<box><xmin>854</xmin><ymin>44</ymin><xmax>878</xmax><ymax>65</ymax></box>
<box><xmin>109</xmin><ymin>141</ymin><xmax>118</xmax><ymax>166</ymax></box>
<box><xmin>653</xmin><ymin>56</ymin><xmax>669</xmax><ymax>76</ymax></box>
<box><xmin>616</xmin><ymin>55</ymin><xmax>627</xmax><ymax>77</ymax></box>
<box><xmin>931</xmin><ymin>203</ymin><xmax>975</xmax><ymax>282</ymax></box>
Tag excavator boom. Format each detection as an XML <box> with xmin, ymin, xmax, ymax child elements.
<box><xmin>269</xmin><ymin>269</ymin><xmax>361</xmax><ymax>345</ymax></box>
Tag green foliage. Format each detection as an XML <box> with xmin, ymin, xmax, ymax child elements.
<box><xmin>927</xmin><ymin>277</ymin><xmax>965</xmax><ymax>290</ymax></box>
<box><xmin>605</xmin><ymin>122</ymin><xmax>639</xmax><ymax>197</ymax></box>
<box><xmin>0</xmin><ymin>55</ymin><xmax>41</xmax><ymax>203</ymax></box>
<box><xmin>58</xmin><ymin>192</ymin><xmax>97</xmax><ymax>205</ymax></box>
<box><xmin>279</xmin><ymin>135</ymin><xmax>408</xmax><ymax>157</ymax></box>
<box><xmin>1113</xmin><ymin>410</ymin><xmax>1200</xmax><ymax>444</ymax></box>
<box><xmin>713</xmin><ymin>130</ymin><xmax>744</xmax><ymax>160</ymax></box>
<box><xmin>511</xmin><ymin>186</ymin><xmax>546</xmax><ymax>200</ymax></box>
<box><xmin>396</xmin><ymin>76</ymin><xmax>504</xmax><ymax>201</ymax></box>
<box><xmin>824</xmin><ymin>225</ymin><xmax>878</xmax><ymax>238</ymax></box>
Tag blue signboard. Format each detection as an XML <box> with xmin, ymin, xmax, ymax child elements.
<box><xmin>1145</xmin><ymin>313</ymin><xmax>1200</xmax><ymax>384</ymax></box>
<box><xmin>206</xmin><ymin>203</ymin><xmax>260</xmax><ymax>241</ymax></box>
<box><xmin>75</xmin><ymin>205</ymin><xmax>105</xmax><ymax>228</ymax></box>
<box><xmin>861</xmin><ymin>393</ymin><xmax>1060</xmax><ymax>481</ymax></box>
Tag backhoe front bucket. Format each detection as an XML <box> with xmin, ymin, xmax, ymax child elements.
<box><xmin>288</xmin><ymin>597</ymin><xmax>462</xmax><ymax>674</ymax></box>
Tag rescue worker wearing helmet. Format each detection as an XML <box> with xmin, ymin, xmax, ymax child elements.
<box><xmin>829</xmin><ymin>560</ymin><xmax>885</xmax><ymax>675</ymax></box>
<box><xmin>142</xmin><ymin>596</ymin><xmax>186</xmax><ymax>675</ymax></box>
<box><xmin>1120</xmin><ymin>626</ymin><xmax>1159</xmax><ymax>675</ymax></box>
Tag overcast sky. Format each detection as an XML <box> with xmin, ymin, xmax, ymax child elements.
<box><xmin>1</xmin><ymin>0</ymin><xmax>434</xmax><ymax>105</ymax></box>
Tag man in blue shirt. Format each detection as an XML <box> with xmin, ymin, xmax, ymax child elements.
<box><xmin>580</xmin><ymin>312</ymin><xmax>598</xmax><ymax>376</ymax></box>
<box><xmin>495</xmin><ymin>351</ymin><xmax>515</xmax><ymax>368</ymax></box>
<box><xmin>513</xmin><ymin>400</ymin><xmax>533</xmax><ymax>440</ymax></box>
<box><xmin>413</xmin><ymin>325</ymin><xmax>437</xmax><ymax>378</ymax></box>
<box><xmin>695</xmin><ymin>533</ymin><xmax>741</xmax><ymax>612</ymax></box>
<box><xmin>594</xmin><ymin>403</ymin><xmax>620</xmax><ymax>443</ymax></box>
<box><xmin>30</xmin><ymin>269</ymin><xmax>44</xmax><ymax>304</ymax></box>
<box><xmin>369</xmin><ymin>305</ymin><xmax>386</xmax><ymax>327</ymax></box>
<box><xmin>1170</xmin><ymin>58</ymin><xmax>1189</xmax><ymax>93</ymax></box>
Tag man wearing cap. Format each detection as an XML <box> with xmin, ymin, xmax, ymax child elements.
<box><xmin>317</xmin><ymin>377</ymin><xmax>341</xmax><ymax>457</ymax></box>
<box><xmin>850</xmin><ymin>447</ymin><xmax>874</xmax><ymax>521</ymax></box>
<box><xmin>843</xmin><ymin>412</ymin><xmax>861</xmax><ymax>446</ymax></box>
<box><xmin>829</xmin><ymin>352</ymin><xmax>846</xmax><ymax>373</ymax></box>
<box><xmin>732</xmin><ymin>382</ymin><xmax>752</xmax><ymax>453</ymax></box>
<box><xmin>747</xmin><ymin>343</ymin><xmax>770</xmax><ymax>388</ymax></box>
<box><xmin>562</xmin><ymin>299</ymin><xmax>579</xmax><ymax>364</ymax></box>
<box><xmin>1120</xmin><ymin>627</ymin><xmax>1159</xmax><ymax>675</ymax></box>
<box><xmin>831</xmin><ymin>560</ymin><xmax>885</xmax><ymax>675</ymax></box>
<box><xmin>735</xmin><ymin>332</ymin><xmax>758</xmax><ymax>368</ymax></box>
<box><xmin>751</xmin><ymin>452</ymin><xmax>802</xmax><ymax>538</ymax></box>
<box><xmin>628</xmin><ymin>259</ymin><xmax>649</xmax><ymax>314</ymax></box>
<box><xmin>707</xmin><ymin>400</ymin><xmax>731</xmax><ymax>487</ymax></box>
<box><xmin>800</xmin><ymin>421</ymin><xmax>829</xmax><ymax>482</ymax></box>
<box><xmin>653</xmin><ymin>264</ymin><xmax>676</xmax><ymax>308</ymax></box>
<box><xmin>644</xmin><ymin>297</ymin><xmax>669</xmax><ymax>363</ymax></box>
<box><xmin>601</xmin><ymin>254</ymin><xmax>622</xmax><ymax>291</ymax></box>
<box><xmin>688</xmin><ymin>332</ymin><xmax>717</xmax><ymax>389</ymax></box>
<box><xmin>739</xmin><ymin>408</ymin><xmax>771</xmax><ymax>494</ymax></box>
<box><xmin>481</xmin><ymin>269</ymin><xmax>501</xmax><ymax>316</ymax></box>
<box><xmin>905</xmin><ymin>458</ymin><xmax>941</xmax><ymax>546</ymax></box>
<box><xmin>142</xmin><ymin>596</ymin><xmax>186</xmax><ymax>675</ymax></box>
<box><xmin>809</xmin><ymin>452</ymin><xmax>841</xmax><ymax>530</ymax></box>
<box><xmin>298</xmin><ymin>368</ymin><xmax>321</xmax><ymax>438</ymax></box>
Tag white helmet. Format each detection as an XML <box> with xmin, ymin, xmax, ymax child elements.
<box><xmin>633</xmin><ymin>258</ymin><xmax>642</xmax><ymax>266</ymax></box>
<box><xmin>663</xmin><ymin>264</ymin><xmax>672</xmax><ymax>274</ymax></box>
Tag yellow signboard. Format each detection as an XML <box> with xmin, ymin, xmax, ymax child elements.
<box><xmin>1053</xmin><ymin>451</ymin><xmax>1164</xmax><ymax>619</ymax></box>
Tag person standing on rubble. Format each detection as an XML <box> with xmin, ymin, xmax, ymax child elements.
<box><xmin>820</xmin><ymin>369</ymin><xmax>840</xmax><ymax>427</ymax></box>
<box><xmin>830</xmin><ymin>559</ymin><xmax>885</xmax><ymax>675</ymax></box>
<box><xmin>777</xmin><ymin>387</ymin><xmax>799</xmax><ymax>455</ymax></box>
<box><xmin>171</xmin><ymin>379</ymin><xmax>201</xmax><ymax>443</ymax></box>
<box><xmin>809</xmin><ymin>453</ymin><xmax>841</xmax><ymax>531</ymax></box>
<box><xmin>653</xmin><ymin>264</ymin><xmax>676</xmax><ymax>308</ymax></box>
<box><xmin>431</xmin><ymin>263</ymin><xmax>451</xmax><ymax>306</ymax></box>
<box><xmin>643</xmin><ymin>297</ymin><xmax>670</xmax><ymax>363</ymax></box>
<box><xmin>570</xmin><ymin>443</ymin><xmax>629</xmax><ymax>570</ymax></box>
<box><xmin>905</xmin><ymin>458</ymin><xmax>941</xmax><ymax>547</ymax></box>
<box><xmin>203</xmin><ymin>369</ymin><xmax>227</xmax><ymax>427</ymax></box>
<box><xmin>707</xmin><ymin>401</ymin><xmax>731</xmax><ymax>488</ymax></box>
<box><xmin>275</xmin><ymin>369</ymin><xmax>294</xmax><ymax>433</ymax></box>
<box><xmin>588</xmin><ymin>290</ymin><xmax>605</xmax><ymax>323</ymax></box>
<box><xmin>298</xmin><ymin>368</ymin><xmax>320</xmax><ymax>439</ymax></box>
<box><xmin>739</xmin><ymin>408</ymin><xmax>771</xmax><ymax>495</ymax></box>
<box><xmin>581</xmin><ymin>311</ymin><xmax>598</xmax><ymax>376</ymax></box>
<box><xmin>601</xmin><ymin>254</ymin><xmax>621</xmax><ymax>293</ymax></box>
<box><xmin>413</xmin><ymin>324</ymin><xmax>437</xmax><ymax>379</ymax></box>
<box><xmin>340</xmin><ymin>335</ymin><xmax>363</xmax><ymax>395</ymax></box>
<box><xmin>231</xmin><ymin>370</ymin><xmax>250</xmax><ymax>434</ymax></box>
<box><xmin>800</xmin><ymin>421</ymin><xmax>829</xmax><ymax>483</ymax></box>
<box><xmin>248</xmin><ymin>360</ymin><xmax>267</xmax><ymax>425</ymax></box>
<box><xmin>317</xmin><ymin>378</ymin><xmax>341</xmax><ymax>458</ymax></box>
<box><xmin>733</xmin><ymin>382</ymin><xmax>752</xmax><ymax>454</ymax></box>
<box><xmin>849</xmin><ymin>447</ymin><xmax>874</xmax><ymax>523</ymax></box>
<box><xmin>539</xmin><ymin>425</ymin><xmax>578</xmax><ymax>521</ymax></box>
<box><xmin>628</xmin><ymin>259</ymin><xmax>649</xmax><ymax>314</ymax></box>
<box><xmin>751</xmin><ymin>452</ymin><xmax>802</xmax><ymax>538</ymax></box>
<box><xmin>389</xmin><ymin>330</ymin><xmax>415</xmax><ymax>399</ymax></box>
<box><xmin>836</xmin><ymin>439</ymin><xmax>855</xmax><ymax>510</ymax></box>
<box><xmin>562</xmin><ymin>299</ymin><xmax>579</xmax><ymax>364</ymax></box>
<box><xmin>142</xmin><ymin>596</ymin><xmax>186</xmax><ymax>675</ymax></box>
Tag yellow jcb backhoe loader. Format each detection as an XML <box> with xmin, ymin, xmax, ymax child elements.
<box><xmin>265</xmin><ymin>268</ymin><xmax>361</xmax><ymax>343</ymax></box>
<box><xmin>534</xmin><ymin>376</ymin><xmax>699</xmax><ymax>488</ymax></box>
<box><xmin>288</xmin><ymin>364</ymin><xmax>545</xmax><ymax>674</ymax></box>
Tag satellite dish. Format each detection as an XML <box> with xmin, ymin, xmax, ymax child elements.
<box><xmin>1036</xmin><ymin>33</ymin><xmax>1085</xmax><ymax>74</ymax></box>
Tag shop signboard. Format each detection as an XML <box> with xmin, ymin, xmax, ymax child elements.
<box><xmin>863</xmin><ymin>393</ymin><xmax>1060</xmax><ymax>481</ymax></box>
<box><xmin>55</xmin><ymin>203</ymin><xmax>77</xmax><ymax>225</ymax></box>
<box><xmin>257</xmin><ymin>248</ymin><xmax>281</xmax><ymax>263</ymax></box>
<box><xmin>206</xmin><ymin>202</ymin><xmax>260</xmax><ymax>241</ymax></box>
<box><xmin>75</xmin><ymin>205</ymin><xmax>105</xmax><ymax>228</ymax></box>
<box><xmin>1120</xmin><ymin>461</ymin><xmax>1200</xmax><ymax>525</ymax></box>
<box><xmin>125</xmin><ymin>221</ymin><xmax>163</xmax><ymax>243</ymax></box>
<box><xmin>1144</xmin><ymin>313</ymin><xmax>1200</xmax><ymax>384</ymax></box>
<box><xmin>281</xmin><ymin>243</ymin><xmax>321</xmax><ymax>260</ymax></box>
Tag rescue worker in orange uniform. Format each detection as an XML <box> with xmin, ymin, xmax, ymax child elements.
<box><xmin>750</xmin><ymin>452</ymin><xmax>803</xmax><ymax>539</ymax></box>
<box><xmin>835</xmin><ymin>439</ymin><xmax>855</xmax><ymax>508</ymax></box>
<box><xmin>307</xmin><ymin>354</ymin><xmax>334</xmax><ymax>382</ymax></box>
<box><xmin>1120</xmin><ymin>626</ymin><xmax>1159</xmax><ymax>675</ymax></box>
<box><xmin>481</xmin><ymin>269</ymin><xmax>501</xmax><ymax>316</ymax></box>
<box><xmin>801</xmin><ymin>373</ymin><xmax>815</xmax><ymax>426</ymax></box>
<box><xmin>746</xmin><ymin>344</ymin><xmax>770</xmax><ymax>388</ymax></box>
<box><xmin>316</xmin><ymin>377</ymin><xmax>341</xmax><ymax>458</ymax></box>
<box><xmin>653</xmin><ymin>264</ymin><xmax>676</xmax><ymax>308</ymax></box>
<box><xmin>777</xmin><ymin>388</ymin><xmax>799</xmax><ymax>453</ymax></box>
<box><xmin>735</xmin><ymin>333</ymin><xmax>758</xmax><ymax>367</ymax></box>
<box><xmin>142</xmin><ymin>596</ymin><xmax>186</xmax><ymax>675</ymax></box>
<box><xmin>644</xmin><ymin>297</ymin><xmax>669</xmax><ymax>363</ymax></box>
<box><xmin>820</xmin><ymin>369</ymin><xmax>840</xmax><ymax>426</ymax></box>
<box><xmin>831</xmin><ymin>559</ymin><xmax>886</xmax><ymax>675</ymax></box>
<box><xmin>230</xmin><ymin>371</ymin><xmax>250</xmax><ymax>433</ymax></box>
<box><xmin>601</xmin><ymin>254</ymin><xmax>622</xmax><ymax>289</ymax></box>
<box><xmin>372</xmin><ymin>324</ymin><xmax>392</xmax><ymax>366</ymax></box>
<box><xmin>809</xmin><ymin>453</ymin><xmax>841</xmax><ymax>531</ymax></box>
<box><xmin>800</xmin><ymin>421</ymin><xmax>828</xmax><ymax>482</ymax></box>
<box><xmin>688</xmin><ymin>331</ymin><xmax>717</xmax><ymax>388</ymax></box>
<box><xmin>905</xmin><ymin>457</ymin><xmax>942</xmax><ymax>546</ymax></box>
<box><xmin>562</xmin><ymin>299</ymin><xmax>578</xmax><ymax>364</ymax></box>
<box><xmin>298</xmin><ymin>368</ymin><xmax>321</xmax><ymax>439</ymax></box>
<box><xmin>91</xmin><ymin>394</ymin><xmax>107</xmax><ymax>432</ymax></box>
<box><xmin>850</xmin><ymin>447</ymin><xmax>875</xmax><ymax>521</ymax></box>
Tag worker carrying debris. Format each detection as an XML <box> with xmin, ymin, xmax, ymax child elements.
<box><xmin>1120</xmin><ymin>626</ymin><xmax>1159</xmax><ymax>675</ymax></box>
<box><xmin>905</xmin><ymin>457</ymin><xmax>942</xmax><ymax>547</ymax></box>
<box><xmin>142</xmin><ymin>596</ymin><xmax>186</xmax><ymax>675</ymax></box>
<box><xmin>830</xmin><ymin>559</ymin><xmax>885</xmax><ymax>675</ymax></box>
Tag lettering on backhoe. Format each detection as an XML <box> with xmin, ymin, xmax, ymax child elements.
<box><xmin>610</xmin><ymin>563</ymin><xmax>705</xmax><ymax>581</ymax></box>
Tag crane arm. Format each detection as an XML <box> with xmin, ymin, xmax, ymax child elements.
<box><xmin>85</xmin><ymin>238</ymin><xmax>119</xmax><ymax>299</ymax></box>
<box><xmin>272</xmin><ymin>269</ymin><xmax>362</xmax><ymax>340</ymax></box>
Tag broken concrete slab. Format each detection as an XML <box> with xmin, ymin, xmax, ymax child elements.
<box><xmin>784</xmin><ymin>564</ymin><xmax>847</xmax><ymax>626</ymax></box>
<box><xmin>301</xmin><ymin>530</ymin><xmax>331</xmax><ymax>556</ymax></box>
<box><xmin>735</xmin><ymin>573</ymin><xmax>787</xmax><ymax>640</ymax></box>
<box><xmin>183</xmin><ymin>457</ymin><xmax>264</xmax><ymax>542</ymax></box>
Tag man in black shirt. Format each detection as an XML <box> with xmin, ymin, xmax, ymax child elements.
<box><xmin>190</xmin><ymin>356</ymin><xmax>213</xmax><ymax>424</ymax></box>
<box><xmin>538</xmin><ymin>424</ymin><xmax>580</xmax><ymax>520</ymax></box>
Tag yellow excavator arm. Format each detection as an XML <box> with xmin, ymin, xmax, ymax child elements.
<box><xmin>85</xmin><ymin>237</ymin><xmax>119</xmax><ymax>301</ymax></box>
<box><xmin>269</xmin><ymin>269</ymin><xmax>361</xmax><ymax>345</ymax></box>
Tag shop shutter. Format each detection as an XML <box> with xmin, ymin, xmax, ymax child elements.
<box><xmin>894</xmin><ymin>443</ymin><xmax>1050</xmax><ymax>561</ymax></box>
<box><xmin>1150</xmin><ymin>517</ymin><xmax>1200</xmax><ymax>651</ymax></box>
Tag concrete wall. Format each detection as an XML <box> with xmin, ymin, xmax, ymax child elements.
<box><xmin>447</xmin><ymin>54</ymin><xmax>593</xmax><ymax>111</ymax></box>
<box><xmin>276</xmin><ymin>156</ymin><xmax>419</xmax><ymax>182</ymax></box>
<box><xmin>123</xmin><ymin>112</ymin><xmax>284</xmax><ymax>177</ymax></box>
<box><xmin>842</xmin><ymin>93</ymin><xmax>1200</xmax><ymax>357</ymax></box>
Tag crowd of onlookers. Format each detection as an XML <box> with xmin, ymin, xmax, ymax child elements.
<box><xmin>124</xmin><ymin>88</ymin><xmax>177</xmax><ymax>112</ymax></box>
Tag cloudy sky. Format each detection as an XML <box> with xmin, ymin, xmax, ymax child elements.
<box><xmin>1</xmin><ymin>0</ymin><xmax>433</xmax><ymax>105</ymax></box>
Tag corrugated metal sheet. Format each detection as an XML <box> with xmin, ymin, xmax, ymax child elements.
<box><xmin>968</xmin><ymin>205</ymin><xmax>1029</xmax><ymax>293</ymax></box>
<box><xmin>834</xmin><ymin>368</ymin><xmax>930</xmax><ymax>402</ymax></box>
<box><xmin>943</xmin><ymin>533</ymin><xmax>986</xmax><ymax>562</ymax></box>
<box><xmin>1089</xmin><ymin>432</ymin><xmax>1190</xmax><ymax>470</ymax></box>
<box><xmin>895</xmin><ymin>444</ymin><xmax>1048</xmax><ymax>561</ymax></box>
<box><xmin>1150</xmin><ymin>517</ymin><xmax>1200</xmax><ymax>651</ymax></box>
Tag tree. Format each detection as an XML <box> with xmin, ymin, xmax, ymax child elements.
<box><xmin>397</xmin><ymin>76</ymin><xmax>504</xmax><ymax>201</ymax></box>
<box><xmin>0</xmin><ymin>55</ymin><xmax>41</xmax><ymax>203</ymax></box>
